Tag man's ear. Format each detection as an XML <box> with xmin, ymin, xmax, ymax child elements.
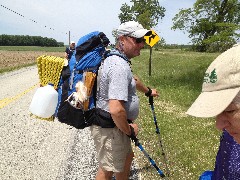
<box><xmin>118</xmin><ymin>36</ymin><xmax>124</xmax><ymax>42</ymax></box>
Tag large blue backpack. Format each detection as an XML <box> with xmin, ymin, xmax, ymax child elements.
<box><xmin>56</xmin><ymin>31</ymin><xmax>128</xmax><ymax>129</ymax></box>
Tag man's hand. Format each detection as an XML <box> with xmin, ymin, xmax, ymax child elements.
<box><xmin>109</xmin><ymin>99</ymin><xmax>138</xmax><ymax>136</ymax></box>
<box><xmin>129</xmin><ymin>123</ymin><xmax>138</xmax><ymax>136</ymax></box>
<box><xmin>150</xmin><ymin>88</ymin><xmax>159</xmax><ymax>97</ymax></box>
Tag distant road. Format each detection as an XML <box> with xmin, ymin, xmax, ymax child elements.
<box><xmin>0</xmin><ymin>66</ymin><xmax>138</xmax><ymax>180</ymax></box>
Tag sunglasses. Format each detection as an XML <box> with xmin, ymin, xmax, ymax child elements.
<box><xmin>128</xmin><ymin>36</ymin><xmax>145</xmax><ymax>44</ymax></box>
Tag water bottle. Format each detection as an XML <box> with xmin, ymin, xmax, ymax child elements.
<box><xmin>29</xmin><ymin>83</ymin><xmax>58</xmax><ymax>118</ymax></box>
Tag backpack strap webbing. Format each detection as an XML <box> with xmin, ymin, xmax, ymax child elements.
<box><xmin>75</xmin><ymin>66</ymin><xmax>99</xmax><ymax>74</ymax></box>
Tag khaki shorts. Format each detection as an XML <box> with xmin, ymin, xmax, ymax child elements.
<box><xmin>90</xmin><ymin>125</ymin><xmax>133</xmax><ymax>172</ymax></box>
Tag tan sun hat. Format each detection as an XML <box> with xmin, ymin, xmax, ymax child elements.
<box><xmin>117</xmin><ymin>21</ymin><xmax>150</xmax><ymax>38</ymax></box>
<box><xmin>186</xmin><ymin>43</ymin><xmax>240</xmax><ymax>118</ymax></box>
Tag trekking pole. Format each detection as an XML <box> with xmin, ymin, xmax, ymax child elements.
<box><xmin>149</xmin><ymin>96</ymin><xmax>170</xmax><ymax>177</ymax></box>
<box><xmin>130</xmin><ymin>135</ymin><xmax>166</xmax><ymax>178</ymax></box>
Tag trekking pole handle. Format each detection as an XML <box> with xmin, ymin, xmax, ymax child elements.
<box><xmin>131</xmin><ymin>135</ymin><xmax>140</xmax><ymax>146</ymax></box>
<box><xmin>127</xmin><ymin>125</ymin><xmax>140</xmax><ymax>146</ymax></box>
<box><xmin>145</xmin><ymin>87</ymin><xmax>152</xmax><ymax>97</ymax></box>
<box><xmin>149</xmin><ymin>95</ymin><xmax>154</xmax><ymax>106</ymax></box>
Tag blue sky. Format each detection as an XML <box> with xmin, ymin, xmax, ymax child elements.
<box><xmin>0</xmin><ymin>0</ymin><xmax>195</xmax><ymax>45</ymax></box>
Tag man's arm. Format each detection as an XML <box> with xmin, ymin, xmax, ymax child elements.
<box><xmin>134</xmin><ymin>75</ymin><xmax>159</xmax><ymax>97</ymax></box>
<box><xmin>109</xmin><ymin>99</ymin><xmax>138</xmax><ymax>136</ymax></box>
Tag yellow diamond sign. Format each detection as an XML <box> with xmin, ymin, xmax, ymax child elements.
<box><xmin>144</xmin><ymin>30</ymin><xmax>160</xmax><ymax>47</ymax></box>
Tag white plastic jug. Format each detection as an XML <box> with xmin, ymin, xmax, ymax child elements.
<box><xmin>29</xmin><ymin>83</ymin><xmax>58</xmax><ymax>118</ymax></box>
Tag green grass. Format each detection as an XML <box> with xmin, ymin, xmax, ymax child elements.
<box><xmin>131</xmin><ymin>49</ymin><xmax>221</xmax><ymax>179</ymax></box>
<box><xmin>0</xmin><ymin>46</ymin><xmax>66</xmax><ymax>52</ymax></box>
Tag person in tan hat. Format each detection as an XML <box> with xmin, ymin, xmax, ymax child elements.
<box><xmin>187</xmin><ymin>44</ymin><xmax>240</xmax><ymax>179</ymax></box>
<box><xmin>187</xmin><ymin>43</ymin><xmax>240</xmax><ymax>143</ymax></box>
<box><xmin>90</xmin><ymin>21</ymin><xmax>158</xmax><ymax>180</ymax></box>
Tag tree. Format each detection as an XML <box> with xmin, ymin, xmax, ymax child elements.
<box><xmin>172</xmin><ymin>0</ymin><xmax>240</xmax><ymax>52</ymax></box>
<box><xmin>117</xmin><ymin>1</ymin><xmax>166</xmax><ymax>76</ymax></box>
<box><xmin>118</xmin><ymin>0</ymin><xmax>166</xmax><ymax>29</ymax></box>
<box><xmin>118</xmin><ymin>3</ymin><xmax>133</xmax><ymax>23</ymax></box>
<box><xmin>114</xmin><ymin>0</ymin><xmax>165</xmax><ymax>44</ymax></box>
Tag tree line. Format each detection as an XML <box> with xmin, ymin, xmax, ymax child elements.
<box><xmin>0</xmin><ymin>34</ymin><xmax>64</xmax><ymax>47</ymax></box>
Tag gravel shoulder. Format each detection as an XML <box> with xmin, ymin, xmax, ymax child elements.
<box><xmin>0</xmin><ymin>66</ymin><xmax>76</xmax><ymax>179</ymax></box>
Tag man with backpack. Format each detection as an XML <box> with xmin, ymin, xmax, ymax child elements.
<box><xmin>89</xmin><ymin>21</ymin><xmax>157</xmax><ymax>180</ymax></box>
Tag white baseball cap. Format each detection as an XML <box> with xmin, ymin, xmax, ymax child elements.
<box><xmin>70</xmin><ymin>41</ymin><xmax>75</xmax><ymax>44</ymax></box>
<box><xmin>117</xmin><ymin>21</ymin><xmax>150</xmax><ymax>38</ymax></box>
<box><xmin>186</xmin><ymin>44</ymin><xmax>240</xmax><ymax>118</ymax></box>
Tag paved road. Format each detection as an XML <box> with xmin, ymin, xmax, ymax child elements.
<box><xmin>0</xmin><ymin>66</ymin><xmax>139</xmax><ymax>180</ymax></box>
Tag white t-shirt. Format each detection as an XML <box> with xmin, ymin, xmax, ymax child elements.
<box><xmin>96</xmin><ymin>55</ymin><xmax>139</xmax><ymax>120</ymax></box>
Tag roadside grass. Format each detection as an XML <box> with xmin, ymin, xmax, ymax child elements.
<box><xmin>132</xmin><ymin>48</ymin><xmax>222</xmax><ymax>179</ymax></box>
<box><xmin>0</xmin><ymin>62</ymin><xmax>36</xmax><ymax>74</ymax></box>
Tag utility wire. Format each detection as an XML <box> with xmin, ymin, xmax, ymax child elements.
<box><xmin>0</xmin><ymin>4</ymin><xmax>77</xmax><ymax>42</ymax></box>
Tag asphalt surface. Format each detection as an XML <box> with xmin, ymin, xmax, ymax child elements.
<box><xmin>0</xmin><ymin>66</ymin><xmax>139</xmax><ymax>180</ymax></box>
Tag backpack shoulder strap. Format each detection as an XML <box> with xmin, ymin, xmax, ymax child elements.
<box><xmin>96</xmin><ymin>48</ymin><xmax>130</xmax><ymax>93</ymax></box>
<box><xmin>104</xmin><ymin>48</ymin><xmax>129</xmax><ymax>62</ymax></box>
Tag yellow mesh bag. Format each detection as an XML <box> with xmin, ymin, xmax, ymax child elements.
<box><xmin>37</xmin><ymin>55</ymin><xmax>65</xmax><ymax>89</ymax></box>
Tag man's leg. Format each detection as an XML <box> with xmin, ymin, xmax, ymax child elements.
<box><xmin>115</xmin><ymin>152</ymin><xmax>134</xmax><ymax>180</ymax></box>
<box><xmin>96</xmin><ymin>167</ymin><xmax>114</xmax><ymax>180</ymax></box>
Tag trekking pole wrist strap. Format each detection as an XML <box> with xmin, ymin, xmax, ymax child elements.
<box><xmin>145</xmin><ymin>87</ymin><xmax>152</xmax><ymax>97</ymax></box>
